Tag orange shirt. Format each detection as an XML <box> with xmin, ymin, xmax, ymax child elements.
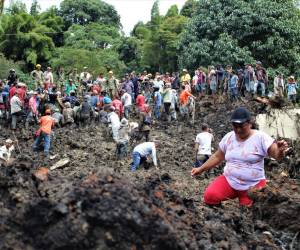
<box><xmin>39</xmin><ymin>115</ymin><xmax>55</xmax><ymax>134</ymax></box>
<box><xmin>180</xmin><ymin>90</ymin><xmax>192</xmax><ymax>105</ymax></box>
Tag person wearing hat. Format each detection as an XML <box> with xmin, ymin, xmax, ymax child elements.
<box><xmin>180</xmin><ymin>69</ymin><xmax>191</xmax><ymax>84</ymax></box>
<box><xmin>254</xmin><ymin>61</ymin><xmax>268</xmax><ymax>96</ymax></box>
<box><xmin>44</xmin><ymin>67</ymin><xmax>54</xmax><ymax>86</ymax></box>
<box><xmin>33</xmin><ymin>109</ymin><xmax>56</xmax><ymax>156</ymax></box>
<box><xmin>108</xmin><ymin>106</ymin><xmax>120</xmax><ymax>141</ymax></box>
<box><xmin>31</xmin><ymin>64</ymin><xmax>44</xmax><ymax>89</ymax></box>
<box><xmin>104</xmin><ymin>70</ymin><xmax>119</xmax><ymax>99</ymax></box>
<box><xmin>191</xmin><ymin>107</ymin><xmax>289</xmax><ymax>207</ymax></box>
<box><xmin>287</xmin><ymin>76</ymin><xmax>298</xmax><ymax>104</ymax></box>
<box><xmin>10</xmin><ymin>90</ymin><xmax>23</xmax><ymax>130</ymax></box>
<box><xmin>116</xmin><ymin>118</ymin><xmax>130</xmax><ymax>160</ymax></box>
<box><xmin>0</xmin><ymin>139</ymin><xmax>16</xmax><ymax>163</ymax></box>
<box><xmin>131</xmin><ymin>140</ymin><xmax>160</xmax><ymax>171</ymax></box>
<box><xmin>138</xmin><ymin>104</ymin><xmax>152</xmax><ymax>142</ymax></box>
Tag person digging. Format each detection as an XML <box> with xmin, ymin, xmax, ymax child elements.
<box><xmin>131</xmin><ymin>140</ymin><xmax>160</xmax><ymax>172</ymax></box>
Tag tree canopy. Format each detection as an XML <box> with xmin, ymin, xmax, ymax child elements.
<box><xmin>178</xmin><ymin>0</ymin><xmax>300</xmax><ymax>74</ymax></box>
<box><xmin>59</xmin><ymin>0</ymin><xmax>121</xmax><ymax>29</ymax></box>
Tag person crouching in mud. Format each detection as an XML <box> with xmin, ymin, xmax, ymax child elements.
<box><xmin>191</xmin><ymin>107</ymin><xmax>289</xmax><ymax>207</ymax></box>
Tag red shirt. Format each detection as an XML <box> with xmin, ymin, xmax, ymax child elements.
<box><xmin>9</xmin><ymin>86</ymin><xmax>16</xmax><ymax>101</ymax></box>
<box><xmin>112</xmin><ymin>99</ymin><xmax>123</xmax><ymax>115</ymax></box>
<box><xmin>40</xmin><ymin>115</ymin><xmax>55</xmax><ymax>134</ymax></box>
<box><xmin>136</xmin><ymin>94</ymin><xmax>145</xmax><ymax>109</ymax></box>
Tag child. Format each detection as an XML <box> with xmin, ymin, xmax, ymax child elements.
<box><xmin>287</xmin><ymin>76</ymin><xmax>298</xmax><ymax>104</ymax></box>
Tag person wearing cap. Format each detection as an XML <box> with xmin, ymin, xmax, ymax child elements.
<box><xmin>7</xmin><ymin>68</ymin><xmax>18</xmax><ymax>87</ymax></box>
<box><xmin>108</xmin><ymin>106</ymin><xmax>120</xmax><ymax>141</ymax></box>
<box><xmin>287</xmin><ymin>76</ymin><xmax>298</xmax><ymax>104</ymax></box>
<box><xmin>194</xmin><ymin>123</ymin><xmax>214</xmax><ymax>168</ymax></box>
<box><xmin>180</xmin><ymin>69</ymin><xmax>191</xmax><ymax>84</ymax></box>
<box><xmin>0</xmin><ymin>139</ymin><xmax>16</xmax><ymax>163</ymax></box>
<box><xmin>191</xmin><ymin>107</ymin><xmax>289</xmax><ymax>207</ymax></box>
<box><xmin>31</xmin><ymin>64</ymin><xmax>44</xmax><ymax>89</ymax></box>
<box><xmin>33</xmin><ymin>109</ymin><xmax>56</xmax><ymax>156</ymax></box>
<box><xmin>116</xmin><ymin>118</ymin><xmax>130</xmax><ymax>160</ymax></box>
<box><xmin>131</xmin><ymin>140</ymin><xmax>160</xmax><ymax>171</ymax></box>
<box><xmin>105</xmin><ymin>70</ymin><xmax>118</xmax><ymax>99</ymax></box>
<box><xmin>254</xmin><ymin>61</ymin><xmax>268</xmax><ymax>96</ymax></box>
<box><xmin>10</xmin><ymin>90</ymin><xmax>24</xmax><ymax>130</ymax></box>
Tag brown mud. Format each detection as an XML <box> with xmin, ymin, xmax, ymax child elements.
<box><xmin>0</xmin><ymin>98</ymin><xmax>299</xmax><ymax>249</ymax></box>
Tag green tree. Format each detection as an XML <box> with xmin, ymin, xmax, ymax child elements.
<box><xmin>64</xmin><ymin>23</ymin><xmax>120</xmax><ymax>50</ymax></box>
<box><xmin>30</xmin><ymin>0</ymin><xmax>40</xmax><ymax>16</ymax></box>
<box><xmin>50</xmin><ymin>47</ymin><xmax>126</xmax><ymax>77</ymax></box>
<box><xmin>166</xmin><ymin>5</ymin><xmax>179</xmax><ymax>18</ymax></box>
<box><xmin>178</xmin><ymin>0</ymin><xmax>300</xmax><ymax>73</ymax></box>
<box><xmin>150</xmin><ymin>0</ymin><xmax>161</xmax><ymax>29</ymax></box>
<box><xmin>59</xmin><ymin>0</ymin><xmax>121</xmax><ymax>29</ymax></box>
<box><xmin>0</xmin><ymin>11</ymin><xmax>55</xmax><ymax>67</ymax></box>
<box><xmin>180</xmin><ymin>0</ymin><xmax>197</xmax><ymax>18</ymax></box>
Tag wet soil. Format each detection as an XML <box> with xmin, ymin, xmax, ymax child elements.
<box><xmin>0</xmin><ymin>98</ymin><xmax>299</xmax><ymax>249</ymax></box>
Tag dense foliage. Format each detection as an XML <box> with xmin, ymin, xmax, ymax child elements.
<box><xmin>178</xmin><ymin>0</ymin><xmax>300</xmax><ymax>76</ymax></box>
<box><xmin>0</xmin><ymin>0</ymin><xmax>300</xmax><ymax>79</ymax></box>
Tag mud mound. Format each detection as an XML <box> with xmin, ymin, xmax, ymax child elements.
<box><xmin>0</xmin><ymin>162</ymin><xmax>299</xmax><ymax>249</ymax></box>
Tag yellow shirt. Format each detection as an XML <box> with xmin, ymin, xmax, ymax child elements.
<box><xmin>181</xmin><ymin>73</ymin><xmax>191</xmax><ymax>83</ymax></box>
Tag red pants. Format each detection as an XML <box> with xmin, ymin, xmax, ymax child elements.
<box><xmin>204</xmin><ymin>175</ymin><xmax>266</xmax><ymax>206</ymax></box>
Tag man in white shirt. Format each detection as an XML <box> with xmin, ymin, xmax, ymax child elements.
<box><xmin>194</xmin><ymin>123</ymin><xmax>213</xmax><ymax>168</ymax></box>
<box><xmin>107</xmin><ymin>106</ymin><xmax>120</xmax><ymax>142</ymax></box>
<box><xmin>131</xmin><ymin>140</ymin><xmax>160</xmax><ymax>171</ymax></box>
<box><xmin>44</xmin><ymin>67</ymin><xmax>54</xmax><ymax>85</ymax></box>
<box><xmin>0</xmin><ymin>139</ymin><xmax>15</xmax><ymax>163</ymax></box>
<box><xmin>153</xmin><ymin>76</ymin><xmax>164</xmax><ymax>93</ymax></box>
<box><xmin>120</xmin><ymin>89</ymin><xmax>132</xmax><ymax>119</ymax></box>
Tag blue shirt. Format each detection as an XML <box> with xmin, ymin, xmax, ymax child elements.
<box><xmin>229</xmin><ymin>75</ymin><xmax>238</xmax><ymax>89</ymax></box>
<box><xmin>154</xmin><ymin>91</ymin><xmax>162</xmax><ymax>106</ymax></box>
<box><xmin>287</xmin><ymin>83</ymin><xmax>298</xmax><ymax>95</ymax></box>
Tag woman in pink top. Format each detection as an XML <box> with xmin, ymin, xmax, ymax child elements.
<box><xmin>191</xmin><ymin>107</ymin><xmax>288</xmax><ymax>207</ymax></box>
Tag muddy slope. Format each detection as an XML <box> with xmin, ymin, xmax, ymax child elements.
<box><xmin>0</xmin><ymin>99</ymin><xmax>299</xmax><ymax>249</ymax></box>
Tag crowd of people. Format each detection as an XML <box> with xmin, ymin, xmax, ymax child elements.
<box><xmin>0</xmin><ymin>63</ymin><xmax>292</xmax><ymax>207</ymax></box>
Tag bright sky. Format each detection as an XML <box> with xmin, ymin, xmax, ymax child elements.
<box><xmin>6</xmin><ymin>0</ymin><xmax>186</xmax><ymax>35</ymax></box>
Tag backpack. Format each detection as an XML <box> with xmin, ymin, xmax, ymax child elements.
<box><xmin>143</xmin><ymin>115</ymin><xmax>152</xmax><ymax>125</ymax></box>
